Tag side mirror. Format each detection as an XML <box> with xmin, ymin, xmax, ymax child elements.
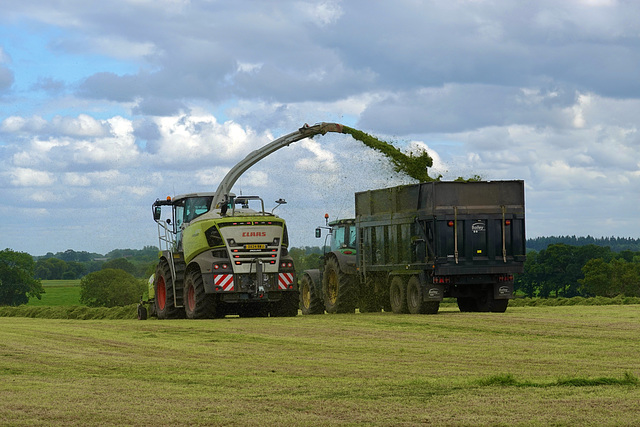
<box><xmin>315</xmin><ymin>228</ymin><xmax>322</xmax><ymax>238</ymax></box>
<box><xmin>153</xmin><ymin>206</ymin><xmax>162</xmax><ymax>221</ymax></box>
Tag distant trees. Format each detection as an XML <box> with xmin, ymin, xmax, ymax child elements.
<box><xmin>0</xmin><ymin>249</ymin><xmax>44</xmax><ymax>306</ymax></box>
<box><xmin>516</xmin><ymin>244</ymin><xmax>639</xmax><ymax>298</ymax></box>
<box><xmin>101</xmin><ymin>258</ymin><xmax>137</xmax><ymax>276</ymax></box>
<box><xmin>35</xmin><ymin>258</ymin><xmax>87</xmax><ymax>280</ymax></box>
<box><xmin>80</xmin><ymin>269</ymin><xmax>145</xmax><ymax>307</ymax></box>
<box><xmin>34</xmin><ymin>247</ymin><xmax>159</xmax><ymax>280</ymax></box>
<box><xmin>289</xmin><ymin>246</ymin><xmax>325</xmax><ymax>274</ymax></box>
<box><xmin>527</xmin><ymin>236</ymin><xmax>640</xmax><ymax>252</ymax></box>
<box><xmin>580</xmin><ymin>258</ymin><xmax>640</xmax><ymax>298</ymax></box>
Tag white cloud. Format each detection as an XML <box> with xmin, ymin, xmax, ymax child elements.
<box><xmin>295</xmin><ymin>1</ymin><xmax>343</xmax><ymax>27</ymax></box>
<box><xmin>63</xmin><ymin>173</ymin><xmax>91</xmax><ymax>187</ymax></box>
<box><xmin>9</xmin><ymin>167</ymin><xmax>55</xmax><ymax>187</ymax></box>
<box><xmin>2</xmin><ymin>1</ymin><xmax>640</xmax><ymax>255</ymax></box>
<box><xmin>295</xmin><ymin>138</ymin><xmax>338</xmax><ymax>172</ymax></box>
<box><xmin>51</xmin><ymin>114</ymin><xmax>109</xmax><ymax>137</ymax></box>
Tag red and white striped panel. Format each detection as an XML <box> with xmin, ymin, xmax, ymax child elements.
<box><xmin>278</xmin><ymin>273</ymin><xmax>294</xmax><ymax>290</ymax></box>
<box><xmin>214</xmin><ymin>274</ymin><xmax>234</xmax><ymax>291</ymax></box>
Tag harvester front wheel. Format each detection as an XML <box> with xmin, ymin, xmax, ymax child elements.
<box><xmin>184</xmin><ymin>269</ymin><xmax>215</xmax><ymax>319</ymax></box>
<box><xmin>389</xmin><ymin>276</ymin><xmax>409</xmax><ymax>314</ymax></box>
<box><xmin>300</xmin><ymin>274</ymin><xmax>324</xmax><ymax>315</ymax></box>
<box><xmin>322</xmin><ymin>257</ymin><xmax>356</xmax><ymax>314</ymax></box>
<box><xmin>154</xmin><ymin>261</ymin><xmax>183</xmax><ymax>319</ymax></box>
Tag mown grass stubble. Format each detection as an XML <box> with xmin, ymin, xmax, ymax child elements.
<box><xmin>1</xmin><ymin>305</ymin><xmax>639</xmax><ymax>426</ymax></box>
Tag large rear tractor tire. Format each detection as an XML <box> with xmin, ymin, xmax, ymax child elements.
<box><xmin>154</xmin><ymin>261</ymin><xmax>184</xmax><ymax>319</ymax></box>
<box><xmin>300</xmin><ymin>274</ymin><xmax>324</xmax><ymax>315</ymax></box>
<box><xmin>322</xmin><ymin>257</ymin><xmax>357</xmax><ymax>314</ymax></box>
<box><xmin>184</xmin><ymin>269</ymin><xmax>216</xmax><ymax>319</ymax></box>
<box><xmin>389</xmin><ymin>276</ymin><xmax>409</xmax><ymax>314</ymax></box>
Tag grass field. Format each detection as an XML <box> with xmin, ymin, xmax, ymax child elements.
<box><xmin>28</xmin><ymin>280</ymin><xmax>82</xmax><ymax>306</ymax></box>
<box><xmin>1</xmin><ymin>305</ymin><xmax>639</xmax><ymax>426</ymax></box>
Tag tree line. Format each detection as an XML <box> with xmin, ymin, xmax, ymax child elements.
<box><xmin>34</xmin><ymin>247</ymin><xmax>159</xmax><ymax>280</ymax></box>
<box><xmin>1</xmin><ymin>237</ymin><xmax>639</xmax><ymax>307</ymax></box>
<box><xmin>516</xmin><ymin>244</ymin><xmax>640</xmax><ymax>298</ymax></box>
<box><xmin>527</xmin><ymin>236</ymin><xmax>640</xmax><ymax>252</ymax></box>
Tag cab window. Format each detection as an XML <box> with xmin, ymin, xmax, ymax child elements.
<box><xmin>184</xmin><ymin>197</ymin><xmax>212</xmax><ymax>223</ymax></box>
<box><xmin>331</xmin><ymin>225</ymin><xmax>355</xmax><ymax>251</ymax></box>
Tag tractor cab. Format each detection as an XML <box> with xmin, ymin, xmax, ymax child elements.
<box><xmin>315</xmin><ymin>216</ymin><xmax>357</xmax><ymax>256</ymax></box>
<box><xmin>328</xmin><ymin>219</ymin><xmax>356</xmax><ymax>252</ymax></box>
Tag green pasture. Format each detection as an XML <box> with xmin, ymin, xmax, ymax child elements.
<box><xmin>28</xmin><ymin>280</ymin><xmax>82</xmax><ymax>306</ymax></box>
<box><xmin>1</xmin><ymin>305</ymin><xmax>639</xmax><ymax>426</ymax></box>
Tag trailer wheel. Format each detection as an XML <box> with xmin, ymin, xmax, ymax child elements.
<box><xmin>457</xmin><ymin>297</ymin><xmax>477</xmax><ymax>312</ymax></box>
<box><xmin>476</xmin><ymin>285</ymin><xmax>509</xmax><ymax>313</ymax></box>
<box><xmin>300</xmin><ymin>274</ymin><xmax>324</xmax><ymax>315</ymax></box>
<box><xmin>389</xmin><ymin>276</ymin><xmax>409</xmax><ymax>314</ymax></box>
<box><xmin>184</xmin><ymin>269</ymin><xmax>215</xmax><ymax>319</ymax></box>
<box><xmin>491</xmin><ymin>299</ymin><xmax>508</xmax><ymax>313</ymax></box>
<box><xmin>322</xmin><ymin>257</ymin><xmax>356</xmax><ymax>313</ymax></box>
<box><xmin>154</xmin><ymin>261</ymin><xmax>183</xmax><ymax>319</ymax></box>
<box><xmin>406</xmin><ymin>276</ymin><xmax>439</xmax><ymax>314</ymax></box>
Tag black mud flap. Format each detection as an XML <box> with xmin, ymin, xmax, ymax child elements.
<box><xmin>494</xmin><ymin>282</ymin><xmax>514</xmax><ymax>299</ymax></box>
<box><xmin>425</xmin><ymin>284</ymin><xmax>444</xmax><ymax>301</ymax></box>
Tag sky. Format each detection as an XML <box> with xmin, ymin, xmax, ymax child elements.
<box><xmin>1</xmin><ymin>0</ymin><xmax>639</xmax><ymax>256</ymax></box>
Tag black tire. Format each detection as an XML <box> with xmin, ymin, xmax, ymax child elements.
<box><xmin>406</xmin><ymin>276</ymin><xmax>439</xmax><ymax>314</ymax></box>
<box><xmin>137</xmin><ymin>304</ymin><xmax>148</xmax><ymax>320</ymax></box>
<box><xmin>389</xmin><ymin>276</ymin><xmax>409</xmax><ymax>314</ymax></box>
<box><xmin>154</xmin><ymin>261</ymin><xmax>184</xmax><ymax>319</ymax></box>
<box><xmin>457</xmin><ymin>297</ymin><xmax>477</xmax><ymax>312</ymax></box>
<box><xmin>322</xmin><ymin>257</ymin><xmax>356</xmax><ymax>313</ymax></box>
<box><xmin>184</xmin><ymin>269</ymin><xmax>215</xmax><ymax>319</ymax></box>
<box><xmin>300</xmin><ymin>274</ymin><xmax>324</xmax><ymax>315</ymax></box>
<box><xmin>476</xmin><ymin>285</ymin><xmax>509</xmax><ymax>313</ymax></box>
<box><xmin>491</xmin><ymin>299</ymin><xmax>509</xmax><ymax>313</ymax></box>
<box><xmin>271</xmin><ymin>292</ymin><xmax>299</xmax><ymax>317</ymax></box>
<box><xmin>424</xmin><ymin>301</ymin><xmax>440</xmax><ymax>315</ymax></box>
<box><xmin>406</xmin><ymin>276</ymin><xmax>426</xmax><ymax>314</ymax></box>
